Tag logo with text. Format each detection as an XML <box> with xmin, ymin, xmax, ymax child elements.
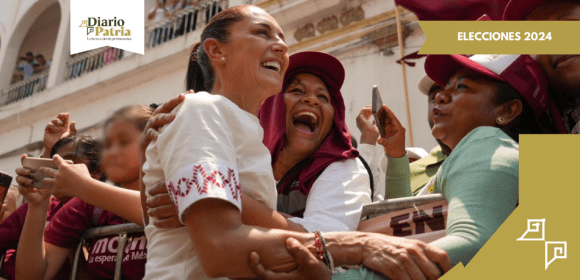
<box><xmin>516</xmin><ymin>219</ymin><xmax>567</xmax><ymax>270</ymax></box>
<box><xmin>71</xmin><ymin>0</ymin><xmax>143</xmax><ymax>54</ymax></box>
<box><xmin>79</xmin><ymin>17</ymin><xmax>131</xmax><ymax>38</ymax></box>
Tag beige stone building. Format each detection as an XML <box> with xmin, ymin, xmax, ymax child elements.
<box><xmin>0</xmin><ymin>0</ymin><xmax>436</xmax><ymax>181</ymax></box>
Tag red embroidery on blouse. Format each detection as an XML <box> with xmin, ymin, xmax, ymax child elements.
<box><xmin>168</xmin><ymin>164</ymin><xmax>241</xmax><ymax>208</ymax></box>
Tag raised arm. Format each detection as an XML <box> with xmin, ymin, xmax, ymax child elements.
<box><xmin>384</xmin><ymin>154</ymin><xmax>412</xmax><ymax>199</ymax></box>
<box><xmin>376</xmin><ymin>105</ymin><xmax>412</xmax><ymax>198</ymax></box>
<box><xmin>15</xmin><ymin>156</ymin><xmax>70</xmax><ymax>280</ymax></box>
<box><xmin>356</xmin><ymin>105</ymin><xmax>383</xmax><ymax>201</ymax></box>
<box><xmin>41</xmin><ymin>113</ymin><xmax>77</xmax><ymax>158</ymax></box>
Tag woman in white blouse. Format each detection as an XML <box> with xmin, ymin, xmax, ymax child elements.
<box><xmin>141</xmin><ymin>4</ymin><xmax>450</xmax><ymax>280</ymax></box>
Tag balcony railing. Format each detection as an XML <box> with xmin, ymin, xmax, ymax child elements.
<box><xmin>0</xmin><ymin>0</ymin><xmax>228</xmax><ymax>108</ymax></box>
<box><xmin>147</xmin><ymin>0</ymin><xmax>227</xmax><ymax>49</ymax></box>
<box><xmin>66</xmin><ymin>47</ymin><xmax>124</xmax><ymax>81</ymax></box>
<box><xmin>0</xmin><ymin>71</ymin><xmax>49</xmax><ymax>107</ymax></box>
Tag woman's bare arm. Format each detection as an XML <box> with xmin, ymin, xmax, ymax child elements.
<box><xmin>183</xmin><ymin>198</ymin><xmax>451</xmax><ymax>279</ymax></box>
<box><xmin>241</xmin><ymin>195</ymin><xmax>306</xmax><ymax>232</ymax></box>
<box><xmin>15</xmin><ymin>176</ymin><xmax>71</xmax><ymax>280</ymax></box>
<box><xmin>183</xmin><ymin>198</ymin><xmax>306</xmax><ymax>278</ymax></box>
<box><xmin>41</xmin><ymin>155</ymin><xmax>144</xmax><ymax>225</ymax></box>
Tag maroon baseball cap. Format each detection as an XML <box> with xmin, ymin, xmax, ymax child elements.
<box><xmin>283</xmin><ymin>51</ymin><xmax>345</xmax><ymax>91</ymax></box>
<box><xmin>502</xmin><ymin>0</ymin><xmax>555</xmax><ymax>20</ymax></box>
<box><xmin>424</xmin><ymin>54</ymin><xmax>567</xmax><ymax>132</ymax></box>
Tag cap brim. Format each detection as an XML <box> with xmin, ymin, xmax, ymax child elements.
<box><xmin>285</xmin><ymin>51</ymin><xmax>345</xmax><ymax>89</ymax></box>
<box><xmin>418</xmin><ymin>75</ymin><xmax>435</xmax><ymax>95</ymax></box>
<box><xmin>502</xmin><ymin>0</ymin><xmax>550</xmax><ymax>20</ymax></box>
<box><xmin>425</xmin><ymin>55</ymin><xmax>504</xmax><ymax>87</ymax></box>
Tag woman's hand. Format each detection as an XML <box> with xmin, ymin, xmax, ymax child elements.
<box><xmin>361</xmin><ymin>235</ymin><xmax>452</xmax><ymax>280</ymax></box>
<box><xmin>42</xmin><ymin>113</ymin><xmax>77</xmax><ymax>158</ymax></box>
<box><xmin>376</xmin><ymin>105</ymin><xmax>406</xmax><ymax>158</ymax></box>
<box><xmin>39</xmin><ymin>155</ymin><xmax>92</xmax><ymax>199</ymax></box>
<box><xmin>249</xmin><ymin>237</ymin><xmax>331</xmax><ymax>280</ymax></box>
<box><xmin>146</xmin><ymin>182</ymin><xmax>182</xmax><ymax>228</ymax></box>
<box><xmin>15</xmin><ymin>155</ymin><xmax>33</xmax><ymax>187</ymax></box>
<box><xmin>356</xmin><ymin>105</ymin><xmax>380</xmax><ymax>145</ymax></box>
<box><xmin>15</xmin><ymin>154</ymin><xmax>51</xmax><ymax>206</ymax></box>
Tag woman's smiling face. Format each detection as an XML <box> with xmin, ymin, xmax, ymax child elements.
<box><xmin>220</xmin><ymin>6</ymin><xmax>289</xmax><ymax>100</ymax></box>
<box><xmin>431</xmin><ymin>68</ymin><xmax>502</xmax><ymax>150</ymax></box>
<box><xmin>283</xmin><ymin>73</ymin><xmax>335</xmax><ymax>157</ymax></box>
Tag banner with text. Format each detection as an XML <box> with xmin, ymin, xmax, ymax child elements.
<box><xmin>418</xmin><ymin>21</ymin><xmax>580</xmax><ymax>54</ymax></box>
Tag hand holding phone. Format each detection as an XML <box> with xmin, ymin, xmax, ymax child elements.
<box><xmin>371</xmin><ymin>88</ymin><xmax>408</xmax><ymax>158</ymax></box>
<box><xmin>21</xmin><ymin>157</ymin><xmax>72</xmax><ymax>189</ymax></box>
<box><xmin>372</xmin><ymin>86</ymin><xmax>385</xmax><ymax>138</ymax></box>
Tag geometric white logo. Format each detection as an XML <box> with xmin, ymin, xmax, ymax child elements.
<box><xmin>516</xmin><ymin>219</ymin><xmax>567</xmax><ymax>270</ymax></box>
<box><xmin>545</xmin><ymin>242</ymin><xmax>567</xmax><ymax>270</ymax></box>
<box><xmin>517</xmin><ymin>218</ymin><xmax>545</xmax><ymax>241</ymax></box>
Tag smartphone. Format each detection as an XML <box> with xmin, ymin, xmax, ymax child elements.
<box><xmin>372</xmin><ymin>85</ymin><xmax>385</xmax><ymax>137</ymax></box>
<box><xmin>21</xmin><ymin>158</ymin><xmax>73</xmax><ymax>189</ymax></box>
<box><xmin>0</xmin><ymin>172</ymin><xmax>12</xmax><ymax>205</ymax></box>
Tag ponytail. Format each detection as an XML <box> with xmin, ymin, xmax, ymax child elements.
<box><xmin>187</xmin><ymin>42</ymin><xmax>208</xmax><ymax>92</ymax></box>
<box><xmin>184</xmin><ymin>5</ymin><xmax>250</xmax><ymax>93</ymax></box>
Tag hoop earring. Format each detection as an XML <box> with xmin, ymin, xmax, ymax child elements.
<box><xmin>496</xmin><ymin>117</ymin><xmax>506</xmax><ymax>125</ymax></box>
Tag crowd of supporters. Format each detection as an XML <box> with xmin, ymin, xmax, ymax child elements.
<box><xmin>1</xmin><ymin>0</ymin><xmax>578</xmax><ymax>279</ymax></box>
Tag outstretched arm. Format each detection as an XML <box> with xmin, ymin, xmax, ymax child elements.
<box><xmin>41</xmin><ymin>155</ymin><xmax>144</xmax><ymax>225</ymax></box>
<box><xmin>15</xmin><ymin>155</ymin><xmax>71</xmax><ymax>280</ymax></box>
<box><xmin>430</xmin><ymin>130</ymin><xmax>518</xmax><ymax>266</ymax></box>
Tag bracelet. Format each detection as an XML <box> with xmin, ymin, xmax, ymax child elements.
<box><xmin>314</xmin><ymin>230</ymin><xmax>335</xmax><ymax>275</ymax></box>
<box><xmin>313</xmin><ymin>231</ymin><xmax>325</xmax><ymax>261</ymax></box>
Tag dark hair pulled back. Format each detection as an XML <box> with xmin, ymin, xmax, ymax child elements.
<box><xmin>51</xmin><ymin>135</ymin><xmax>104</xmax><ymax>179</ymax></box>
<box><xmin>186</xmin><ymin>5</ymin><xmax>250</xmax><ymax>92</ymax></box>
<box><xmin>493</xmin><ymin>81</ymin><xmax>552</xmax><ymax>142</ymax></box>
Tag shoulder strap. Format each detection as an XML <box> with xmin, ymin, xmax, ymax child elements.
<box><xmin>276</xmin><ymin>159</ymin><xmax>309</xmax><ymax>191</ymax></box>
<box><xmin>357</xmin><ymin>155</ymin><xmax>374</xmax><ymax>199</ymax></box>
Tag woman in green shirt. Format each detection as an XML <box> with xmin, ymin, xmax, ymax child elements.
<box><xmin>375</xmin><ymin>54</ymin><xmax>563</xmax><ymax>267</ymax></box>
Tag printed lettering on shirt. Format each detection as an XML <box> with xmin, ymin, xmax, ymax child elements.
<box><xmin>87</xmin><ymin>235</ymin><xmax>147</xmax><ymax>264</ymax></box>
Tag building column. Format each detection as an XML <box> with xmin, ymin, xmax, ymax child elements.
<box><xmin>46</xmin><ymin>0</ymin><xmax>70</xmax><ymax>89</ymax></box>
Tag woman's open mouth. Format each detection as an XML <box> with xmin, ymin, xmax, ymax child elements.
<box><xmin>292</xmin><ymin>111</ymin><xmax>318</xmax><ymax>134</ymax></box>
<box><xmin>262</xmin><ymin>61</ymin><xmax>281</xmax><ymax>72</ymax></box>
